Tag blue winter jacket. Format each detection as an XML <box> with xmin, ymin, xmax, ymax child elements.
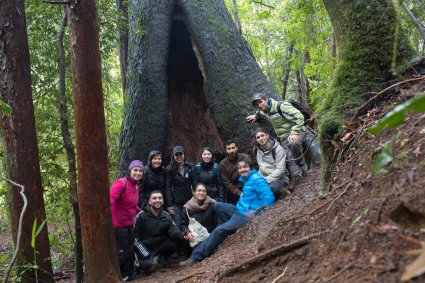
<box><xmin>236</xmin><ymin>169</ymin><xmax>275</xmax><ymax>217</ymax></box>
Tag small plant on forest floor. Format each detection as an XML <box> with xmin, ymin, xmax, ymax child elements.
<box><xmin>17</xmin><ymin>218</ymin><xmax>48</xmax><ymax>282</ymax></box>
<box><xmin>372</xmin><ymin>139</ymin><xmax>395</xmax><ymax>174</ymax></box>
<box><xmin>352</xmin><ymin>205</ymin><xmax>370</xmax><ymax>224</ymax></box>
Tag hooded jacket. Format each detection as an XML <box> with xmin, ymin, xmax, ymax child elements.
<box><xmin>236</xmin><ymin>169</ymin><xmax>275</xmax><ymax>217</ymax></box>
<box><xmin>165</xmin><ymin>161</ymin><xmax>195</xmax><ymax>207</ymax></box>
<box><xmin>193</xmin><ymin>162</ymin><xmax>224</xmax><ymax>202</ymax></box>
<box><xmin>139</xmin><ymin>151</ymin><xmax>166</xmax><ymax>207</ymax></box>
<box><xmin>255</xmin><ymin>139</ymin><xmax>290</xmax><ymax>184</ymax></box>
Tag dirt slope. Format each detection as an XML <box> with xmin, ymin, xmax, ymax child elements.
<box><xmin>134</xmin><ymin>96</ymin><xmax>425</xmax><ymax>282</ymax></box>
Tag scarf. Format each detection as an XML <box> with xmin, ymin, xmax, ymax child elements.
<box><xmin>183</xmin><ymin>196</ymin><xmax>216</xmax><ymax>212</ymax></box>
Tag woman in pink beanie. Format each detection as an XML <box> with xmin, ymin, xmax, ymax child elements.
<box><xmin>110</xmin><ymin>160</ymin><xmax>144</xmax><ymax>280</ymax></box>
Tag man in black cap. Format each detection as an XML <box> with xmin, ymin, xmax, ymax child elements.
<box><xmin>246</xmin><ymin>93</ymin><xmax>307</xmax><ymax>183</ymax></box>
<box><xmin>165</xmin><ymin>145</ymin><xmax>195</xmax><ymax>229</ymax></box>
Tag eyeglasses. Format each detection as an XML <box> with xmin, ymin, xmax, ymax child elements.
<box><xmin>195</xmin><ymin>189</ymin><xmax>207</xmax><ymax>193</ymax></box>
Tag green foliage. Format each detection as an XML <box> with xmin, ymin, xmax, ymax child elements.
<box><xmin>0</xmin><ymin>99</ymin><xmax>10</xmax><ymax>116</ymax></box>
<box><xmin>31</xmin><ymin>218</ymin><xmax>47</xmax><ymax>249</ymax></box>
<box><xmin>369</xmin><ymin>94</ymin><xmax>425</xmax><ymax>135</ymax></box>
<box><xmin>373</xmin><ymin>139</ymin><xmax>395</xmax><ymax>174</ymax></box>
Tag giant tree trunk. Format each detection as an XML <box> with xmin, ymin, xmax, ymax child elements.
<box><xmin>0</xmin><ymin>0</ymin><xmax>53</xmax><ymax>281</ymax></box>
<box><xmin>66</xmin><ymin>0</ymin><xmax>121</xmax><ymax>281</ymax></box>
<box><xmin>319</xmin><ymin>0</ymin><xmax>418</xmax><ymax>189</ymax></box>
<box><xmin>119</xmin><ymin>0</ymin><xmax>275</xmax><ymax>173</ymax></box>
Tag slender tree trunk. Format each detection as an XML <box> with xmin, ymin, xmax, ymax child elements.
<box><xmin>231</xmin><ymin>0</ymin><xmax>242</xmax><ymax>34</ymax></box>
<box><xmin>56</xmin><ymin>8</ymin><xmax>84</xmax><ymax>283</ymax></box>
<box><xmin>330</xmin><ymin>27</ymin><xmax>336</xmax><ymax>70</ymax></box>
<box><xmin>66</xmin><ymin>0</ymin><xmax>121</xmax><ymax>281</ymax></box>
<box><xmin>281</xmin><ymin>44</ymin><xmax>293</xmax><ymax>99</ymax></box>
<box><xmin>116</xmin><ymin>0</ymin><xmax>128</xmax><ymax>95</ymax></box>
<box><xmin>263</xmin><ymin>25</ymin><xmax>273</xmax><ymax>86</ymax></box>
<box><xmin>0</xmin><ymin>0</ymin><xmax>53</xmax><ymax>282</ymax></box>
<box><xmin>320</xmin><ymin>0</ymin><xmax>417</xmax><ymax>190</ymax></box>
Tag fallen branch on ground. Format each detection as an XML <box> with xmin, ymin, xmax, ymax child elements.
<box><xmin>215</xmin><ymin>230</ymin><xmax>329</xmax><ymax>280</ymax></box>
<box><xmin>320</xmin><ymin>259</ymin><xmax>360</xmax><ymax>282</ymax></box>
<box><xmin>271</xmin><ymin>266</ymin><xmax>288</xmax><ymax>283</ymax></box>
<box><xmin>282</xmin><ymin>181</ymin><xmax>352</xmax><ymax>223</ymax></box>
<box><xmin>174</xmin><ymin>272</ymin><xmax>205</xmax><ymax>283</ymax></box>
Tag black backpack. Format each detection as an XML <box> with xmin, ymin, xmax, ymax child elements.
<box><xmin>277</xmin><ymin>100</ymin><xmax>310</xmax><ymax>125</ymax></box>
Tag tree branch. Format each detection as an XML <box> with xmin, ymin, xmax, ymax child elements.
<box><xmin>401</xmin><ymin>2</ymin><xmax>425</xmax><ymax>41</ymax></box>
<box><xmin>252</xmin><ymin>0</ymin><xmax>275</xmax><ymax>9</ymax></box>
<box><xmin>0</xmin><ymin>177</ymin><xmax>27</xmax><ymax>283</ymax></box>
<box><xmin>216</xmin><ymin>230</ymin><xmax>328</xmax><ymax>279</ymax></box>
<box><xmin>42</xmin><ymin>0</ymin><xmax>69</xmax><ymax>4</ymax></box>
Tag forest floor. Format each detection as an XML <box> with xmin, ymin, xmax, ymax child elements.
<box><xmin>126</xmin><ymin>82</ymin><xmax>425</xmax><ymax>282</ymax></box>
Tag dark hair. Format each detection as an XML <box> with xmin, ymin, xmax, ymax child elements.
<box><xmin>254</xmin><ymin>127</ymin><xmax>269</xmax><ymax>136</ymax></box>
<box><xmin>194</xmin><ymin>182</ymin><xmax>207</xmax><ymax>192</ymax></box>
<box><xmin>149</xmin><ymin>190</ymin><xmax>163</xmax><ymax>198</ymax></box>
<box><xmin>148</xmin><ymin>150</ymin><xmax>163</xmax><ymax>166</ymax></box>
<box><xmin>238</xmin><ymin>157</ymin><xmax>254</xmax><ymax>169</ymax></box>
<box><xmin>198</xmin><ymin>146</ymin><xmax>214</xmax><ymax>163</ymax></box>
<box><xmin>225</xmin><ymin>139</ymin><xmax>237</xmax><ymax>147</ymax></box>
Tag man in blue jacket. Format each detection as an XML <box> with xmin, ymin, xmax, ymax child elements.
<box><xmin>179</xmin><ymin>157</ymin><xmax>275</xmax><ymax>266</ymax></box>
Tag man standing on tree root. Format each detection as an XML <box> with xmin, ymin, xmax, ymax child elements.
<box><xmin>246</xmin><ymin>93</ymin><xmax>307</xmax><ymax>184</ymax></box>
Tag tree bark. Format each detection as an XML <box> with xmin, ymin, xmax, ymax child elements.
<box><xmin>116</xmin><ymin>0</ymin><xmax>129</xmax><ymax>95</ymax></box>
<box><xmin>119</xmin><ymin>0</ymin><xmax>275</xmax><ymax>174</ymax></box>
<box><xmin>0</xmin><ymin>0</ymin><xmax>53</xmax><ymax>282</ymax></box>
<box><xmin>56</xmin><ymin>8</ymin><xmax>84</xmax><ymax>283</ymax></box>
<box><xmin>281</xmin><ymin>44</ymin><xmax>293</xmax><ymax>99</ymax></box>
<box><xmin>320</xmin><ymin>0</ymin><xmax>417</xmax><ymax>189</ymax></box>
<box><xmin>66</xmin><ymin>0</ymin><xmax>121</xmax><ymax>281</ymax></box>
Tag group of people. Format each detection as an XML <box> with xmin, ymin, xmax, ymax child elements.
<box><xmin>110</xmin><ymin>93</ymin><xmax>314</xmax><ymax>281</ymax></box>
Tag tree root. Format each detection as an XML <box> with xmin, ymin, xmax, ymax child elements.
<box><xmin>174</xmin><ymin>272</ymin><xmax>205</xmax><ymax>283</ymax></box>
<box><xmin>270</xmin><ymin>266</ymin><xmax>288</xmax><ymax>283</ymax></box>
<box><xmin>320</xmin><ymin>259</ymin><xmax>359</xmax><ymax>282</ymax></box>
<box><xmin>215</xmin><ymin>230</ymin><xmax>329</xmax><ymax>280</ymax></box>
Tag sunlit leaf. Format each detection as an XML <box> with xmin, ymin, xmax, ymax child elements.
<box><xmin>369</xmin><ymin>94</ymin><xmax>425</xmax><ymax>135</ymax></box>
<box><xmin>373</xmin><ymin>139</ymin><xmax>394</xmax><ymax>174</ymax></box>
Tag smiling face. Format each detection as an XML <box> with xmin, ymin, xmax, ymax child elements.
<box><xmin>173</xmin><ymin>152</ymin><xmax>185</xmax><ymax>165</ymax></box>
<box><xmin>194</xmin><ymin>184</ymin><xmax>207</xmax><ymax>202</ymax></box>
<box><xmin>253</xmin><ymin>98</ymin><xmax>270</xmax><ymax>111</ymax></box>
<box><xmin>255</xmin><ymin>131</ymin><xmax>270</xmax><ymax>147</ymax></box>
<box><xmin>237</xmin><ymin>161</ymin><xmax>251</xmax><ymax>178</ymax></box>
<box><xmin>148</xmin><ymin>192</ymin><xmax>164</xmax><ymax>209</ymax></box>
<box><xmin>151</xmin><ymin>154</ymin><xmax>162</xmax><ymax>168</ymax></box>
<box><xmin>201</xmin><ymin>149</ymin><xmax>213</xmax><ymax>163</ymax></box>
<box><xmin>130</xmin><ymin>167</ymin><xmax>143</xmax><ymax>181</ymax></box>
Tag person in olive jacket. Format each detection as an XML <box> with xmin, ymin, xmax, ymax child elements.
<box><xmin>165</xmin><ymin>146</ymin><xmax>195</xmax><ymax>229</ymax></box>
<box><xmin>139</xmin><ymin>150</ymin><xmax>166</xmax><ymax>208</ymax></box>
<box><xmin>133</xmin><ymin>190</ymin><xmax>190</xmax><ymax>273</ymax></box>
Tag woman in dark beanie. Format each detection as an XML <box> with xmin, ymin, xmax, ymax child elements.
<box><xmin>139</xmin><ymin>150</ymin><xmax>166</xmax><ymax>208</ymax></box>
<box><xmin>193</xmin><ymin>147</ymin><xmax>224</xmax><ymax>202</ymax></box>
<box><xmin>110</xmin><ymin>160</ymin><xmax>144</xmax><ymax>280</ymax></box>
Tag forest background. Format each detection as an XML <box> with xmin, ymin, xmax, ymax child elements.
<box><xmin>0</xmin><ymin>0</ymin><xmax>424</xmax><ymax>277</ymax></box>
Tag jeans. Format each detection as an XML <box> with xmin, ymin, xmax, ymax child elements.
<box><xmin>190</xmin><ymin>202</ymin><xmax>250</xmax><ymax>261</ymax></box>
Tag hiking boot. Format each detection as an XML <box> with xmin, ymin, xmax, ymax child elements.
<box><xmin>179</xmin><ymin>258</ymin><xmax>196</xmax><ymax>267</ymax></box>
<box><xmin>158</xmin><ymin>256</ymin><xmax>170</xmax><ymax>268</ymax></box>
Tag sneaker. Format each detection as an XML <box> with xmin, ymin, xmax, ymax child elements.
<box><xmin>179</xmin><ymin>258</ymin><xmax>196</xmax><ymax>267</ymax></box>
<box><xmin>158</xmin><ymin>256</ymin><xmax>170</xmax><ymax>268</ymax></box>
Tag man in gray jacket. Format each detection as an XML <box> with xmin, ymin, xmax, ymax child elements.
<box><xmin>253</xmin><ymin>128</ymin><xmax>290</xmax><ymax>199</ymax></box>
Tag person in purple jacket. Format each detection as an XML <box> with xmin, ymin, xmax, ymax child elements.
<box><xmin>110</xmin><ymin>160</ymin><xmax>144</xmax><ymax>280</ymax></box>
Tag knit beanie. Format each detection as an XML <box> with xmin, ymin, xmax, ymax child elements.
<box><xmin>128</xmin><ymin>160</ymin><xmax>144</xmax><ymax>171</ymax></box>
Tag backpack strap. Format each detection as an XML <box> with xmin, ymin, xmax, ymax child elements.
<box><xmin>276</xmin><ymin>101</ymin><xmax>295</xmax><ymax>122</ymax></box>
